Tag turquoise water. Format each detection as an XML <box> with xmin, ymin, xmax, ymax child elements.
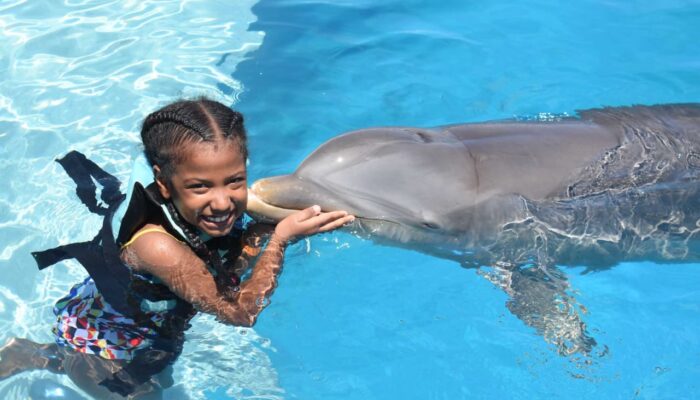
<box><xmin>1</xmin><ymin>0</ymin><xmax>700</xmax><ymax>399</ymax></box>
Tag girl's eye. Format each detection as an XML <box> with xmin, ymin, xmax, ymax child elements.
<box><xmin>228</xmin><ymin>177</ymin><xmax>246</xmax><ymax>185</ymax></box>
<box><xmin>187</xmin><ymin>183</ymin><xmax>208</xmax><ymax>191</ymax></box>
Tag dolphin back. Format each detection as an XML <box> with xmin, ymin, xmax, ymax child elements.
<box><xmin>568</xmin><ymin>103</ymin><xmax>700</xmax><ymax>198</ymax></box>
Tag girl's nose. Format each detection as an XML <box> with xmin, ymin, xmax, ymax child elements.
<box><xmin>210</xmin><ymin>189</ymin><xmax>233</xmax><ymax>211</ymax></box>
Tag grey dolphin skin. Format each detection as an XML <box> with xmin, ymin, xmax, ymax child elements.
<box><xmin>248</xmin><ymin>104</ymin><xmax>700</xmax><ymax>355</ymax></box>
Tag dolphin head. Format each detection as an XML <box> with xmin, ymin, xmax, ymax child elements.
<box><xmin>248</xmin><ymin>127</ymin><xmax>479</xmax><ymax>244</ymax></box>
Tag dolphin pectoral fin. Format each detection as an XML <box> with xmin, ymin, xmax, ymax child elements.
<box><xmin>478</xmin><ymin>262</ymin><xmax>598</xmax><ymax>356</ymax></box>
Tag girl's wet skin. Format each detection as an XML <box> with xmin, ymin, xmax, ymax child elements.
<box><xmin>0</xmin><ymin>99</ymin><xmax>354</xmax><ymax>399</ymax></box>
<box><xmin>155</xmin><ymin>140</ymin><xmax>247</xmax><ymax>238</ymax></box>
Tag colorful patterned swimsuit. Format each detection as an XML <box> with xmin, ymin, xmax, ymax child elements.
<box><xmin>36</xmin><ymin>152</ymin><xmax>240</xmax><ymax>364</ymax></box>
<box><xmin>51</xmin><ymin>224</ymin><xmax>243</xmax><ymax>361</ymax></box>
<box><xmin>52</xmin><ymin>228</ymin><xmax>186</xmax><ymax>361</ymax></box>
<box><xmin>53</xmin><ymin>276</ymin><xmax>165</xmax><ymax>360</ymax></box>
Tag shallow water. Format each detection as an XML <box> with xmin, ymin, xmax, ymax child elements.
<box><xmin>1</xmin><ymin>0</ymin><xmax>700</xmax><ymax>399</ymax></box>
<box><xmin>0</xmin><ymin>1</ymin><xmax>282</xmax><ymax>398</ymax></box>
<box><xmin>234</xmin><ymin>2</ymin><xmax>700</xmax><ymax>396</ymax></box>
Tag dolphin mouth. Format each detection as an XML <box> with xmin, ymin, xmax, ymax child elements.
<box><xmin>247</xmin><ymin>174</ymin><xmax>356</xmax><ymax>221</ymax></box>
<box><xmin>248</xmin><ymin>174</ymin><xmax>438</xmax><ymax>231</ymax></box>
<box><xmin>247</xmin><ymin>178</ymin><xmax>397</xmax><ymax>227</ymax></box>
<box><xmin>246</xmin><ymin>186</ymin><xmax>300</xmax><ymax>223</ymax></box>
<box><xmin>248</xmin><ymin>183</ymin><xmax>407</xmax><ymax>245</ymax></box>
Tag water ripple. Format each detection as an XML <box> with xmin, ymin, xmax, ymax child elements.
<box><xmin>0</xmin><ymin>0</ymin><xmax>269</xmax><ymax>398</ymax></box>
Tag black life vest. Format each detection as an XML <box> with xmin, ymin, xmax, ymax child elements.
<box><xmin>30</xmin><ymin>151</ymin><xmax>244</xmax><ymax>395</ymax></box>
<box><xmin>33</xmin><ymin>150</ymin><xmax>244</xmax><ymax>318</ymax></box>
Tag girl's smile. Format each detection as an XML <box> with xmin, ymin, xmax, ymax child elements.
<box><xmin>14</xmin><ymin>99</ymin><xmax>355</xmax><ymax>397</ymax></box>
<box><xmin>156</xmin><ymin>140</ymin><xmax>248</xmax><ymax>237</ymax></box>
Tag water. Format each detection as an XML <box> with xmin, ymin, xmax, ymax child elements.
<box><xmin>1</xmin><ymin>0</ymin><xmax>700</xmax><ymax>399</ymax></box>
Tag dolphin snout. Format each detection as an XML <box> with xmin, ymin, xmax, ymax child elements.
<box><xmin>247</xmin><ymin>176</ymin><xmax>300</xmax><ymax>223</ymax></box>
<box><xmin>249</xmin><ymin>176</ymin><xmax>280</xmax><ymax>197</ymax></box>
<box><xmin>248</xmin><ymin>174</ymin><xmax>332</xmax><ymax>222</ymax></box>
<box><xmin>248</xmin><ymin>174</ymin><xmax>350</xmax><ymax>222</ymax></box>
<box><xmin>249</xmin><ymin>177</ymin><xmax>274</xmax><ymax>201</ymax></box>
<box><xmin>249</xmin><ymin>175</ymin><xmax>309</xmax><ymax>208</ymax></box>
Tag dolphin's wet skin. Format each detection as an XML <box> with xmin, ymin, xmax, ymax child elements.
<box><xmin>248</xmin><ymin>104</ymin><xmax>700</xmax><ymax>356</ymax></box>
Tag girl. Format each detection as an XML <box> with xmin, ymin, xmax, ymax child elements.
<box><xmin>0</xmin><ymin>98</ymin><xmax>354</xmax><ymax>399</ymax></box>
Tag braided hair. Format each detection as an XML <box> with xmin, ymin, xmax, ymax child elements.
<box><xmin>140</xmin><ymin>98</ymin><xmax>247</xmax><ymax>297</ymax></box>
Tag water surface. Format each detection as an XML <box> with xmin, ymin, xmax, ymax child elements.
<box><xmin>1</xmin><ymin>0</ymin><xmax>699</xmax><ymax>398</ymax></box>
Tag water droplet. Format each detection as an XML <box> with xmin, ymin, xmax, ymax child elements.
<box><xmin>654</xmin><ymin>366</ymin><xmax>670</xmax><ymax>375</ymax></box>
<box><xmin>256</xmin><ymin>297</ymin><xmax>270</xmax><ymax>307</ymax></box>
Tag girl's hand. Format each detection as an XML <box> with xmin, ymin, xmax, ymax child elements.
<box><xmin>274</xmin><ymin>205</ymin><xmax>355</xmax><ymax>243</ymax></box>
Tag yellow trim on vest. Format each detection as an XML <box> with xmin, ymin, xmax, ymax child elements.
<box><xmin>121</xmin><ymin>227</ymin><xmax>181</xmax><ymax>249</ymax></box>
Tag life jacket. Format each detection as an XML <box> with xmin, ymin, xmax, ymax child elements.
<box><xmin>32</xmin><ymin>150</ymin><xmax>244</xmax><ymax>318</ymax></box>
<box><xmin>31</xmin><ymin>150</ymin><xmax>245</xmax><ymax>394</ymax></box>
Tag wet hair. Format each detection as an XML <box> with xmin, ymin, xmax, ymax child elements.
<box><xmin>141</xmin><ymin>98</ymin><xmax>247</xmax><ymax>178</ymax></box>
<box><xmin>140</xmin><ymin>98</ymin><xmax>247</xmax><ymax>296</ymax></box>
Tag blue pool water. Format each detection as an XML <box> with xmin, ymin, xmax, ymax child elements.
<box><xmin>1</xmin><ymin>0</ymin><xmax>700</xmax><ymax>399</ymax></box>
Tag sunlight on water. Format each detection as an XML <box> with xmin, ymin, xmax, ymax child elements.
<box><xmin>177</xmin><ymin>315</ymin><xmax>284</xmax><ymax>399</ymax></box>
<box><xmin>231</xmin><ymin>1</ymin><xmax>700</xmax><ymax>398</ymax></box>
<box><xmin>1</xmin><ymin>0</ymin><xmax>700</xmax><ymax>398</ymax></box>
<box><xmin>0</xmin><ymin>0</ymin><xmax>276</xmax><ymax>398</ymax></box>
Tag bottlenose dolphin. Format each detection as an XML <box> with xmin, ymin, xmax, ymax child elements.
<box><xmin>247</xmin><ymin>104</ymin><xmax>700</xmax><ymax>355</ymax></box>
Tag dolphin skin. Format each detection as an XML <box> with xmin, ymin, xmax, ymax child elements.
<box><xmin>247</xmin><ymin>104</ymin><xmax>700</xmax><ymax>355</ymax></box>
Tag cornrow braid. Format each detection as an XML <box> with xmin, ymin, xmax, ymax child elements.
<box><xmin>141</xmin><ymin>98</ymin><xmax>248</xmax><ymax>175</ymax></box>
<box><xmin>228</xmin><ymin>111</ymin><xmax>244</xmax><ymax>140</ymax></box>
<box><xmin>142</xmin><ymin>111</ymin><xmax>205</xmax><ymax>139</ymax></box>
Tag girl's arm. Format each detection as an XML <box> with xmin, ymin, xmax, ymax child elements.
<box><xmin>232</xmin><ymin>205</ymin><xmax>353</xmax><ymax>325</ymax></box>
<box><xmin>231</xmin><ymin>222</ymin><xmax>275</xmax><ymax>277</ymax></box>
<box><xmin>122</xmin><ymin>205</ymin><xmax>354</xmax><ymax>327</ymax></box>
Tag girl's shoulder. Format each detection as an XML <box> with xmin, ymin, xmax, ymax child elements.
<box><xmin>121</xmin><ymin>224</ymin><xmax>183</xmax><ymax>248</ymax></box>
<box><xmin>120</xmin><ymin>223</ymin><xmax>194</xmax><ymax>272</ymax></box>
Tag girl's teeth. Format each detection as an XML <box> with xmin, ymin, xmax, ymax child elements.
<box><xmin>206</xmin><ymin>215</ymin><xmax>228</xmax><ymax>222</ymax></box>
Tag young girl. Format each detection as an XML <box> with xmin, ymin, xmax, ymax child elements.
<box><xmin>0</xmin><ymin>98</ymin><xmax>354</xmax><ymax>399</ymax></box>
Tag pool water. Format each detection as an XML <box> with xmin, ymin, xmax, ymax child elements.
<box><xmin>1</xmin><ymin>0</ymin><xmax>700</xmax><ymax>399</ymax></box>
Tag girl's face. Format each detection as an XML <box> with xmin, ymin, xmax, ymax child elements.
<box><xmin>156</xmin><ymin>140</ymin><xmax>247</xmax><ymax>237</ymax></box>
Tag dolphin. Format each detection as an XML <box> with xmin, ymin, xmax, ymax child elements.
<box><xmin>247</xmin><ymin>104</ymin><xmax>700</xmax><ymax>355</ymax></box>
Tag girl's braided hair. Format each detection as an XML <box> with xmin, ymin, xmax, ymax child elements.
<box><xmin>140</xmin><ymin>98</ymin><xmax>247</xmax><ymax>297</ymax></box>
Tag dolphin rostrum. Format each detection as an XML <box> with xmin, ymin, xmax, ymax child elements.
<box><xmin>247</xmin><ymin>104</ymin><xmax>700</xmax><ymax>355</ymax></box>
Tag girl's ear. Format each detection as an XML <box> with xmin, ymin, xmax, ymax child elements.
<box><xmin>153</xmin><ymin>165</ymin><xmax>171</xmax><ymax>200</ymax></box>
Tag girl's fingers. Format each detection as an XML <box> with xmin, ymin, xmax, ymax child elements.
<box><xmin>307</xmin><ymin>212</ymin><xmax>354</xmax><ymax>233</ymax></box>
<box><xmin>318</xmin><ymin>215</ymin><xmax>355</xmax><ymax>232</ymax></box>
<box><xmin>281</xmin><ymin>207</ymin><xmax>354</xmax><ymax>238</ymax></box>
<box><xmin>295</xmin><ymin>205</ymin><xmax>322</xmax><ymax>222</ymax></box>
<box><xmin>301</xmin><ymin>211</ymin><xmax>348</xmax><ymax>230</ymax></box>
